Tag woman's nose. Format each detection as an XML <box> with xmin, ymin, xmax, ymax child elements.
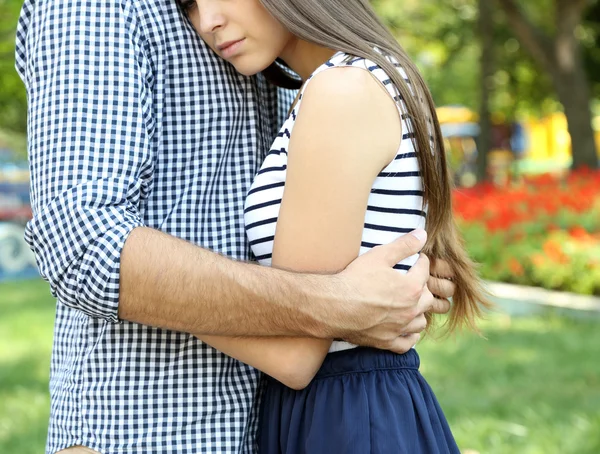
<box><xmin>198</xmin><ymin>1</ymin><xmax>226</xmax><ymax>34</ymax></box>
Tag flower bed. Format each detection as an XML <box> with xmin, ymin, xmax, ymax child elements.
<box><xmin>453</xmin><ymin>168</ymin><xmax>600</xmax><ymax>296</ymax></box>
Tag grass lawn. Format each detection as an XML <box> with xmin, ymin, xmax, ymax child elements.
<box><xmin>0</xmin><ymin>280</ymin><xmax>55</xmax><ymax>454</ymax></box>
<box><xmin>1</xmin><ymin>280</ymin><xmax>599</xmax><ymax>454</ymax></box>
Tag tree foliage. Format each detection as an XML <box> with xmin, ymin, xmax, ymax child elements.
<box><xmin>496</xmin><ymin>0</ymin><xmax>599</xmax><ymax>168</ymax></box>
<box><xmin>0</xmin><ymin>0</ymin><xmax>599</xmax><ymax>167</ymax></box>
<box><xmin>373</xmin><ymin>0</ymin><xmax>559</xmax><ymax>118</ymax></box>
<box><xmin>0</xmin><ymin>0</ymin><xmax>27</xmax><ymax>135</ymax></box>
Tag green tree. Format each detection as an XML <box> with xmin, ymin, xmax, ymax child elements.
<box><xmin>374</xmin><ymin>0</ymin><xmax>555</xmax><ymax>119</ymax></box>
<box><xmin>0</xmin><ymin>0</ymin><xmax>27</xmax><ymax>135</ymax></box>
<box><xmin>583</xmin><ymin>1</ymin><xmax>600</xmax><ymax>100</ymax></box>
<box><xmin>374</xmin><ymin>0</ymin><xmax>481</xmax><ymax>110</ymax></box>
<box><xmin>497</xmin><ymin>0</ymin><xmax>599</xmax><ymax>169</ymax></box>
<box><xmin>477</xmin><ymin>0</ymin><xmax>494</xmax><ymax>181</ymax></box>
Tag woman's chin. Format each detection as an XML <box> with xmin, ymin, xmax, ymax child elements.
<box><xmin>229</xmin><ymin>55</ymin><xmax>272</xmax><ymax>77</ymax></box>
<box><xmin>233</xmin><ymin>64</ymin><xmax>263</xmax><ymax>77</ymax></box>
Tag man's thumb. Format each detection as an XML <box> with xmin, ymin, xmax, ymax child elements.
<box><xmin>363</xmin><ymin>229</ymin><xmax>427</xmax><ymax>267</ymax></box>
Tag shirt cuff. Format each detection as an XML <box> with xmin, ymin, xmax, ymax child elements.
<box><xmin>25</xmin><ymin>180</ymin><xmax>145</xmax><ymax>323</ymax></box>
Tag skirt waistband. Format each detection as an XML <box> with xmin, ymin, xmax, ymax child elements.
<box><xmin>315</xmin><ymin>347</ymin><xmax>420</xmax><ymax>379</ymax></box>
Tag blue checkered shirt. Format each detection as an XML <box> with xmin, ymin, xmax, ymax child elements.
<box><xmin>15</xmin><ymin>1</ymin><xmax>293</xmax><ymax>452</ymax></box>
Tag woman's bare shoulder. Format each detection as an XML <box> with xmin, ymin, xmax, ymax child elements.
<box><xmin>296</xmin><ymin>64</ymin><xmax>402</xmax><ymax>168</ymax></box>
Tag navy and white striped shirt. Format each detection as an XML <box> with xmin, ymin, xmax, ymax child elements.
<box><xmin>15</xmin><ymin>0</ymin><xmax>293</xmax><ymax>452</ymax></box>
<box><xmin>244</xmin><ymin>52</ymin><xmax>427</xmax><ymax>353</ymax></box>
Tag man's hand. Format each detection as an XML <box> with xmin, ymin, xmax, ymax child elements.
<box><xmin>119</xmin><ymin>227</ymin><xmax>454</xmax><ymax>344</ymax></box>
<box><xmin>328</xmin><ymin>229</ymin><xmax>442</xmax><ymax>354</ymax></box>
<box><xmin>428</xmin><ymin>258</ymin><xmax>456</xmax><ymax>314</ymax></box>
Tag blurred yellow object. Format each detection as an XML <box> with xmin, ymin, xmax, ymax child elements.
<box><xmin>436</xmin><ymin>107</ymin><xmax>600</xmax><ymax>166</ymax></box>
<box><xmin>524</xmin><ymin>113</ymin><xmax>571</xmax><ymax>165</ymax></box>
<box><xmin>595</xmin><ymin>117</ymin><xmax>600</xmax><ymax>159</ymax></box>
<box><xmin>436</xmin><ymin>105</ymin><xmax>478</xmax><ymax>124</ymax></box>
<box><xmin>523</xmin><ymin>113</ymin><xmax>600</xmax><ymax>163</ymax></box>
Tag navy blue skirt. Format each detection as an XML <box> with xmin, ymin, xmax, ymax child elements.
<box><xmin>258</xmin><ymin>347</ymin><xmax>460</xmax><ymax>454</ymax></box>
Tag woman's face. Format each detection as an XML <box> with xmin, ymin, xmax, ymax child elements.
<box><xmin>186</xmin><ymin>0</ymin><xmax>293</xmax><ymax>76</ymax></box>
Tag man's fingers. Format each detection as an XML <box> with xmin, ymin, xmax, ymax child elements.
<box><xmin>361</xmin><ymin>229</ymin><xmax>427</xmax><ymax>267</ymax></box>
<box><xmin>428</xmin><ymin>276</ymin><xmax>456</xmax><ymax>300</ymax></box>
<box><xmin>406</xmin><ymin>253</ymin><xmax>430</xmax><ymax>288</ymax></box>
<box><xmin>387</xmin><ymin>333</ymin><xmax>421</xmax><ymax>354</ymax></box>
<box><xmin>429</xmin><ymin>296</ymin><xmax>451</xmax><ymax>315</ymax></box>
<box><xmin>416</xmin><ymin>283</ymin><xmax>435</xmax><ymax>313</ymax></box>
<box><xmin>399</xmin><ymin>313</ymin><xmax>428</xmax><ymax>335</ymax></box>
<box><xmin>431</xmin><ymin>258</ymin><xmax>454</xmax><ymax>280</ymax></box>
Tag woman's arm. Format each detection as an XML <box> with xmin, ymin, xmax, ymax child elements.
<box><xmin>198</xmin><ymin>66</ymin><xmax>403</xmax><ymax>389</ymax></box>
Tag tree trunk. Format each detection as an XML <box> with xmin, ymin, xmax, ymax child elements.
<box><xmin>552</xmin><ymin>64</ymin><xmax>598</xmax><ymax>169</ymax></box>
<box><xmin>496</xmin><ymin>0</ymin><xmax>599</xmax><ymax>169</ymax></box>
<box><xmin>476</xmin><ymin>0</ymin><xmax>494</xmax><ymax>181</ymax></box>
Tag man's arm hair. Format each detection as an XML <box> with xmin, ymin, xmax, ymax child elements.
<box><xmin>119</xmin><ymin>227</ymin><xmax>335</xmax><ymax>337</ymax></box>
<box><xmin>16</xmin><ymin>0</ymin><xmax>443</xmax><ymax>342</ymax></box>
<box><xmin>16</xmin><ymin>0</ymin><xmax>342</xmax><ymax>338</ymax></box>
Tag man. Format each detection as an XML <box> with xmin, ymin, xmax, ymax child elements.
<box><xmin>15</xmin><ymin>0</ymin><xmax>455</xmax><ymax>453</ymax></box>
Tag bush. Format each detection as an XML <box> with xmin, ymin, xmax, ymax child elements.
<box><xmin>454</xmin><ymin>168</ymin><xmax>600</xmax><ymax>295</ymax></box>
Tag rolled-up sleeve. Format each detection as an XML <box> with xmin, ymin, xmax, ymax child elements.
<box><xmin>15</xmin><ymin>0</ymin><xmax>155</xmax><ymax>322</ymax></box>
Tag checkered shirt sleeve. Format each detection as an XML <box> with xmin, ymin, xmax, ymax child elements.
<box><xmin>14</xmin><ymin>0</ymin><xmax>297</xmax><ymax>452</ymax></box>
<box><xmin>15</xmin><ymin>0</ymin><xmax>153</xmax><ymax>322</ymax></box>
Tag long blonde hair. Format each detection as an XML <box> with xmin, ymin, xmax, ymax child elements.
<box><xmin>176</xmin><ymin>0</ymin><xmax>492</xmax><ymax>332</ymax></box>
<box><xmin>259</xmin><ymin>0</ymin><xmax>492</xmax><ymax>332</ymax></box>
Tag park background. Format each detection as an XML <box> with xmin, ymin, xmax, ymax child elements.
<box><xmin>1</xmin><ymin>0</ymin><xmax>600</xmax><ymax>453</ymax></box>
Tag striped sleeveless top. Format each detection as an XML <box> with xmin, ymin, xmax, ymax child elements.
<box><xmin>245</xmin><ymin>52</ymin><xmax>428</xmax><ymax>352</ymax></box>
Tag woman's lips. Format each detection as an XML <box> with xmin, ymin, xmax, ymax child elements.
<box><xmin>218</xmin><ymin>39</ymin><xmax>245</xmax><ymax>59</ymax></box>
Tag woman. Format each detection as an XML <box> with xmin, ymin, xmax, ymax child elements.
<box><xmin>179</xmin><ymin>0</ymin><xmax>491</xmax><ymax>452</ymax></box>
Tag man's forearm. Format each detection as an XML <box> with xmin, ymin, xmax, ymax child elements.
<box><xmin>119</xmin><ymin>227</ymin><xmax>335</xmax><ymax>337</ymax></box>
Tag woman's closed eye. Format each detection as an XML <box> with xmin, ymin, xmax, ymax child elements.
<box><xmin>179</xmin><ymin>0</ymin><xmax>197</xmax><ymax>12</ymax></box>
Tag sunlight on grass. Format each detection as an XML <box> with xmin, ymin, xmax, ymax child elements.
<box><xmin>1</xmin><ymin>279</ymin><xmax>599</xmax><ymax>454</ymax></box>
<box><xmin>419</xmin><ymin>312</ymin><xmax>600</xmax><ymax>453</ymax></box>
<box><xmin>0</xmin><ymin>280</ymin><xmax>54</xmax><ymax>454</ymax></box>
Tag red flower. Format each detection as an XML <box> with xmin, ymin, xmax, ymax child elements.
<box><xmin>569</xmin><ymin>226</ymin><xmax>589</xmax><ymax>240</ymax></box>
<box><xmin>508</xmin><ymin>258</ymin><xmax>525</xmax><ymax>276</ymax></box>
<box><xmin>543</xmin><ymin>239</ymin><xmax>569</xmax><ymax>264</ymax></box>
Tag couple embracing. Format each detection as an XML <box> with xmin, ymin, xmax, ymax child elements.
<box><xmin>16</xmin><ymin>0</ymin><xmax>489</xmax><ymax>452</ymax></box>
